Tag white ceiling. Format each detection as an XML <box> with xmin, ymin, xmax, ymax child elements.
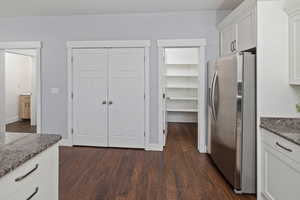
<box><xmin>0</xmin><ymin>0</ymin><xmax>243</xmax><ymax>17</ymax></box>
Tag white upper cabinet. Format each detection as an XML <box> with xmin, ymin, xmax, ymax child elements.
<box><xmin>237</xmin><ymin>8</ymin><xmax>257</xmax><ymax>51</ymax></box>
<box><xmin>220</xmin><ymin>24</ymin><xmax>237</xmax><ymax>56</ymax></box>
<box><xmin>218</xmin><ymin>0</ymin><xmax>257</xmax><ymax>56</ymax></box>
<box><xmin>285</xmin><ymin>0</ymin><xmax>300</xmax><ymax>85</ymax></box>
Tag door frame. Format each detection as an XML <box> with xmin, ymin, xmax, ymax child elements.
<box><xmin>157</xmin><ymin>39</ymin><xmax>207</xmax><ymax>153</ymax></box>
<box><xmin>0</xmin><ymin>41</ymin><xmax>42</xmax><ymax>133</ymax></box>
<box><xmin>66</xmin><ymin>40</ymin><xmax>151</xmax><ymax>148</ymax></box>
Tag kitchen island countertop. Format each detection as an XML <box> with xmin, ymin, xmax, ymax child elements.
<box><xmin>260</xmin><ymin>117</ymin><xmax>300</xmax><ymax>146</ymax></box>
<box><xmin>0</xmin><ymin>132</ymin><xmax>61</xmax><ymax>179</ymax></box>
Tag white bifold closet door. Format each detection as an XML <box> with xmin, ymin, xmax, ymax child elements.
<box><xmin>72</xmin><ymin>48</ymin><xmax>145</xmax><ymax>148</ymax></box>
<box><xmin>72</xmin><ymin>49</ymin><xmax>109</xmax><ymax>147</ymax></box>
<box><xmin>108</xmin><ymin>48</ymin><xmax>145</xmax><ymax>148</ymax></box>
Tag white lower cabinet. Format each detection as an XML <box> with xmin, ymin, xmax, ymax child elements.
<box><xmin>0</xmin><ymin>144</ymin><xmax>59</xmax><ymax>200</ymax></box>
<box><xmin>261</xmin><ymin>130</ymin><xmax>300</xmax><ymax>200</ymax></box>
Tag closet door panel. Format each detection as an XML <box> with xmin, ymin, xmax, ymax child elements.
<box><xmin>108</xmin><ymin>48</ymin><xmax>145</xmax><ymax>148</ymax></box>
<box><xmin>73</xmin><ymin>49</ymin><xmax>108</xmax><ymax>147</ymax></box>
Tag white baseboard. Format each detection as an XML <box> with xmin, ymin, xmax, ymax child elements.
<box><xmin>60</xmin><ymin>139</ymin><xmax>164</xmax><ymax>150</ymax></box>
<box><xmin>59</xmin><ymin>138</ymin><xmax>73</xmax><ymax>146</ymax></box>
<box><xmin>6</xmin><ymin>116</ymin><xmax>20</xmax><ymax>124</ymax></box>
<box><xmin>145</xmin><ymin>143</ymin><xmax>163</xmax><ymax>151</ymax></box>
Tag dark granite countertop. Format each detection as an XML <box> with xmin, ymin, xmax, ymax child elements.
<box><xmin>0</xmin><ymin>132</ymin><xmax>61</xmax><ymax>179</ymax></box>
<box><xmin>260</xmin><ymin>117</ymin><xmax>300</xmax><ymax>146</ymax></box>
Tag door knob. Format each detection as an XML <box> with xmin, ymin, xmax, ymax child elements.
<box><xmin>108</xmin><ymin>101</ymin><xmax>113</xmax><ymax>105</ymax></box>
<box><xmin>102</xmin><ymin>101</ymin><xmax>107</xmax><ymax>105</ymax></box>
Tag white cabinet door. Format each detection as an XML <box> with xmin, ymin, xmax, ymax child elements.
<box><xmin>237</xmin><ymin>12</ymin><xmax>256</xmax><ymax>51</ymax></box>
<box><xmin>261</xmin><ymin>143</ymin><xmax>300</xmax><ymax>200</ymax></box>
<box><xmin>289</xmin><ymin>13</ymin><xmax>300</xmax><ymax>84</ymax></box>
<box><xmin>72</xmin><ymin>49</ymin><xmax>108</xmax><ymax>147</ymax></box>
<box><xmin>252</xmin><ymin>7</ymin><xmax>257</xmax><ymax>46</ymax></box>
<box><xmin>220</xmin><ymin>24</ymin><xmax>236</xmax><ymax>56</ymax></box>
<box><xmin>108</xmin><ymin>48</ymin><xmax>145</xmax><ymax>148</ymax></box>
<box><xmin>38</xmin><ymin>144</ymin><xmax>59</xmax><ymax>200</ymax></box>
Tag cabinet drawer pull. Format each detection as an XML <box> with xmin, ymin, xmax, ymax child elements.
<box><xmin>15</xmin><ymin>164</ymin><xmax>39</xmax><ymax>182</ymax></box>
<box><xmin>276</xmin><ymin>142</ymin><xmax>293</xmax><ymax>152</ymax></box>
<box><xmin>26</xmin><ymin>187</ymin><xmax>39</xmax><ymax>200</ymax></box>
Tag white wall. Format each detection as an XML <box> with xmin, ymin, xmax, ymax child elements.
<box><xmin>5</xmin><ymin>52</ymin><xmax>32</xmax><ymax>123</ymax></box>
<box><xmin>257</xmin><ymin>1</ymin><xmax>300</xmax><ymax>198</ymax></box>
<box><xmin>0</xmin><ymin>11</ymin><xmax>229</xmax><ymax>143</ymax></box>
<box><xmin>257</xmin><ymin>0</ymin><xmax>300</xmax><ymax>118</ymax></box>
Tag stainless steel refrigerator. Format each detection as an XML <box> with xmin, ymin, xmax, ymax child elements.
<box><xmin>208</xmin><ymin>52</ymin><xmax>256</xmax><ymax>194</ymax></box>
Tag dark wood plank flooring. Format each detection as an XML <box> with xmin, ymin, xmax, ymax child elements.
<box><xmin>59</xmin><ymin>123</ymin><xmax>256</xmax><ymax>200</ymax></box>
<box><xmin>6</xmin><ymin>120</ymin><xmax>36</xmax><ymax>133</ymax></box>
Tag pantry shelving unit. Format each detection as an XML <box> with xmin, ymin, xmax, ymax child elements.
<box><xmin>164</xmin><ymin>48</ymin><xmax>199</xmax><ymax>123</ymax></box>
<box><xmin>158</xmin><ymin>38</ymin><xmax>207</xmax><ymax>152</ymax></box>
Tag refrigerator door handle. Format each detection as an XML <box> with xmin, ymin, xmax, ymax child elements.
<box><xmin>209</xmin><ymin>72</ymin><xmax>216</xmax><ymax>107</ymax></box>
<box><xmin>211</xmin><ymin>71</ymin><xmax>218</xmax><ymax>120</ymax></box>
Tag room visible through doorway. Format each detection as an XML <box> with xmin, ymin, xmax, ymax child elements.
<box><xmin>4</xmin><ymin>49</ymin><xmax>37</xmax><ymax>133</ymax></box>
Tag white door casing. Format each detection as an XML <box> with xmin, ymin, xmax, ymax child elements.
<box><xmin>0</xmin><ymin>50</ymin><xmax>5</xmax><ymax>132</ymax></box>
<box><xmin>157</xmin><ymin>39</ymin><xmax>207</xmax><ymax>152</ymax></box>
<box><xmin>159</xmin><ymin>47</ymin><xmax>168</xmax><ymax>146</ymax></box>
<box><xmin>72</xmin><ymin>49</ymin><xmax>109</xmax><ymax>147</ymax></box>
<box><xmin>30</xmin><ymin>56</ymin><xmax>37</xmax><ymax>126</ymax></box>
<box><xmin>162</xmin><ymin>62</ymin><xmax>167</xmax><ymax>146</ymax></box>
<box><xmin>108</xmin><ymin>48</ymin><xmax>145</xmax><ymax>148</ymax></box>
<box><xmin>0</xmin><ymin>42</ymin><xmax>42</xmax><ymax>133</ymax></box>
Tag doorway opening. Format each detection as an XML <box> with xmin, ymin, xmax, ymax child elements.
<box><xmin>0</xmin><ymin>42</ymin><xmax>42</xmax><ymax>134</ymax></box>
<box><xmin>4</xmin><ymin>50</ymin><xmax>37</xmax><ymax>133</ymax></box>
<box><xmin>158</xmin><ymin>39</ymin><xmax>207</xmax><ymax>152</ymax></box>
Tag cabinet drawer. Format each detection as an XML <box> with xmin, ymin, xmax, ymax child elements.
<box><xmin>261</xmin><ymin>143</ymin><xmax>300</xmax><ymax>200</ymax></box>
<box><xmin>8</xmin><ymin>185</ymin><xmax>40</xmax><ymax>200</ymax></box>
<box><xmin>261</xmin><ymin>129</ymin><xmax>300</xmax><ymax>164</ymax></box>
<box><xmin>0</xmin><ymin>144</ymin><xmax>58</xmax><ymax>199</ymax></box>
<box><xmin>0</xmin><ymin>159</ymin><xmax>41</xmax><ymax>199</ymax></box>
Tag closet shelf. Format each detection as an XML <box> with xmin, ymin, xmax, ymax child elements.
<box><xmin>167</xmin><ymin>109</ymin><xmax>198</xmax><ymax>113</ymax></box>
<box><xmin>167</xmin><ymin>97</ymin><xmax>197</xmax><ymax>101</ymax></box>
